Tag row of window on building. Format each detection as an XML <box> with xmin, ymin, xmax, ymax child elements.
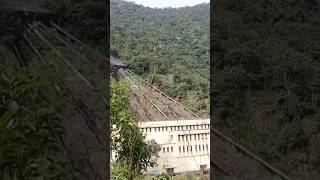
<box><xmin>179</xmin><ymin>144</ymin><xmax>209</xmax><ymax>153</ymax></box>
<box><xmin>161</xmin><ymin>144</ymin><xmax>209</xmax><ymax>154</ymax></box>
<box><xmin>140</xmin><ymin>124</ymin><xmax>210</xmax><ymax>133</ymax></box>
<box><xmin>178</xmin><ymin>133</ymin><xmax>209</xmax><ymax>142</ymax></box>
<box><xmin>162</xmin><ymin>146</ymin><xmax>174</xmax><ymax>153</ymax></box>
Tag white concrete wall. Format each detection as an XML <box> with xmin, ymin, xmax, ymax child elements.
<box><xmin>139</xmin><ymin>119</ymin><xmax>210</xmax><ymax>174</ymax></box>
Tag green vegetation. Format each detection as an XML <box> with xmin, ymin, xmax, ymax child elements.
<box><xmin>1</xmin><ymin>0</ymin><xmax>108</xmax><ymax>179</ymax></box>
<box><xmin>111</xmin><ymin>80</ymin><xmax>161</xmax><ymax>179</ymax></box>
<box><xmin>212</xmin><ymin>0</ymin><xmax>320</xmax><ymax>176</ymax></box>
<box><xmin>110</xmin><ymin>0</ymin><xmax>210</xmax><ymax>116</ymax></box>
<box><xmin>0</xmin><ymin>50</ymin><xmax>69</xmax><ymax>179</ymax></box>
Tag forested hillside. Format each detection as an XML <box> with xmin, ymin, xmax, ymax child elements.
<box><xmin>212</xmin><ymin>0</ymin><xmax>320</xmax><ymax>177</ymax></box>
<box><xmin>111</xmin><ymin>0</ymin><xmax>210</xmax><ymax>116</ymax></box>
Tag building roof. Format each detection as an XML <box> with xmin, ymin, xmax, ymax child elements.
<box><xmin>0</xmin><ymin>0</ymin><xmax>52</xmax><ymax>13</ymax></box>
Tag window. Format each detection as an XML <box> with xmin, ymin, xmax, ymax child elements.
<box><xmin>178</xmin><ymin>135</ymin><xmax>180</xmax><ymax>141</ymax></box>
<box><xmin>199</xmin><ymin>145</ymin><xmax>201</xmax><ymax>151</ymax></box>
<box><xmin>141</xmin><ymin>128</ymin><xmax>143</xmax><ymax>132</ymax></box>
<box><xmin>158</xmin><ymin>127</ymin><xmax>160</xmax><ymax>131</ymax></box>
<box><xmin>174</xmin><ymin>126</ymin><xmax>177</xmax><ymax>130</ymax></box>
<box><xmin>166</xmin><ymin>127</ymin><xmax>168</xmax><ymax>131</ymax></box>
<box><xmin>190</xmin><ymin>146</ymin><xmax>192</xmax><ymax>152</ymax></box>
<box><xmin>186</xmin><ymin>146</ymin><xmax>188</xmax><ymax>152</ymax></box>
<box><xmin>206</xmin><ymin>144</ymin><xmax>208</xmax><ymax>151</ymax></box>
<box><xmin>179</xmin><ymin>146</ymin><xmax>181</xmax><ymax>153</ymax></box>
<box><xmin>182</xmin><ymin>135</ymin><xmax>184</xmax><ymax>141</ymax></box>
<box><xmin>163</xmin><ymin>147</ymin><xmax>165</xmax><ymax>153</ymax></box>
<box><xmin>203</xmin><ymin>145</ymin><xmax>205</xmax><ymax>151</ymax></box>
<box><xmin>155</xmin><ymin>128</ymin><xmax>157</xmax><ymax>132</ymax></box>
<box><xmin>200</xmin><ymin>165</ymin><xmax>207</xmax><ymax>171</ymax></box>
<box><xmin>183</xmin><ymin>146</ymin><xmax>185</xmax><ymax>152</ymax></box>
<box><xmin>162</xmin><ymin>127</ymin><xmax>164</xmax><ymax>131</ymax></box>
<box><xmin>195</xmin><ymin>145</ymin><xmax>197</xmax><ymax>151</ymax></box>
<box><xmin>190</xmin><ymin>135</ymin><xmax>192</xmax><ymax>141</ymax></box>
<box><xmin>167</xmin><ymin>147</ymin><xmax>169</xmax><ymax>152</ymax></box>
<box><xmin>170</xmin><ymin>135</ymin><xmax>173</xmax><ymax>141</ymax></box>
<box><xmin>194</xmin><ymin>134</ymin><xmax>196</xmax><ymax>140</ymax></box>
<box><xmin>149</xmin><ymin>128</ymin><xmax>151</xmax><ymax>132</ymax></box>
<box><xmin>171</xmin><ymin>127</ymin><xmax>173</xmax><ymax>131</ymax></box>
<box><xmin>198</xmin><ymin>134</ymin><xmax>200</xmax><ymax>140</ymax></box>
<box><xmin>171</xmin><ymin>147</ymin><xmax>173</xmax><ymax>152</ymax></box>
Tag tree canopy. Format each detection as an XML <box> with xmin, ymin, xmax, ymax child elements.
<box><xmin>212</xmin><ymin>0</ymin><xmax>320</xmax><ymax>176</ymax></box>
<box><xmin>111</xmin><ymin>0</ymin><xmax>210</xmax><ymax>116</ymax></box>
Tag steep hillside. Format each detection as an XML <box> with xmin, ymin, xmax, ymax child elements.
<box><xmin>212</xmin><ymin>0</ymin><xmax>320</xmax><ymax>177</ymax></box>
<box><xmin>110</xmin><ymin>0</ymin><xmax>210</xmax><ymax>116</ymax></box>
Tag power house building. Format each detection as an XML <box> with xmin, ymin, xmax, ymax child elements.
<box><xmin>139</xmin><ymin>119</ymin><xmax>210</xmax><ymax>175</ymax></box>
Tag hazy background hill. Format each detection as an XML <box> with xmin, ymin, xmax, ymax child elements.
<box><xmin>110</xmin><ymin>0</ymin><xmax>210</xmax><ymax>116</ymax></box>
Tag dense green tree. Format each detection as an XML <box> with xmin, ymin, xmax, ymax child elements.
<box><xmin>110</xmin><ymin>0</ymin><xmax>210</xmax><ymax>116</ymax></box>
<box><xmin>0</xmin><ymin>57</ymin><xmax>69</xmax><ymax>179</ymax></box>
<box><xmin>111</xmin><ymin>80</ymin><xmax>160</xmax><ymax>179</ymax></box>
<box><xmin>212</xmin><ymin>0</ymin><xmax>320</xmax><ymax>176</ymax></box>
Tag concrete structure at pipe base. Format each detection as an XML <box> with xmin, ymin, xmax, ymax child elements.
<box><xmin>139</xmin><ymin>119</ymin><xmax>210</xmax><ymax>175</ymax></box>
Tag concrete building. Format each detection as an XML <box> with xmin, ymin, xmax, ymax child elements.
<box><xmin>139</xmin><ymin>119</ymin><xmax>210</xmax><ymax>175</ymax></box>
